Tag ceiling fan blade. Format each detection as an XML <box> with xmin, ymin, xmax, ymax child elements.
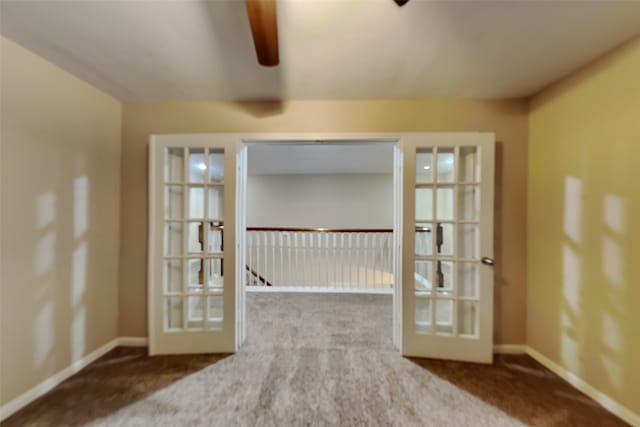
<box><xmin>245</xmin><ymin>0</ymin><xmax>279</xmax><ymax>67</ymax></box>
<box><xmin>393</xmin><ymin>0</ymin><xmax>409</xmax><ymax>6</ymax></box>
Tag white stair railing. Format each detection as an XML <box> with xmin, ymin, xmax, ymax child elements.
<box><xmin>246</xmin><ymin>227</ymin><xmax>397</xmax><ymax>290</ymax></box>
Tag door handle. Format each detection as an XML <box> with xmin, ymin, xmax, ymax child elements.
<box><xmin>481</xmin><ymin>257</ymin><xmax>495</xmax><ymax>266</ymax></box>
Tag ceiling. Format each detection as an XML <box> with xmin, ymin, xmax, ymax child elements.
<box><xmin>247</xmin><ymin>143</ymin><xmax>393</xmax><ymax>174</ymax></box>
<box><xmin>1</xmin><ymin>0</ymin><xmax>639</xmax><ymax>102</ymax></box>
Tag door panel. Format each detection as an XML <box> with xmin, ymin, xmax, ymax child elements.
<box><xmin>149</xmin><ymin>135</ymin><xmax>238</xmax><ymax>355</ymax></box>
<box><xmin>401</xmin><ymin>133</ymin><xmax>495</xmax><ymax>363</ymax></box>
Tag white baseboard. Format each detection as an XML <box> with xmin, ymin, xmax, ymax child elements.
<box><xmin>526</xmin><ymin>346</ymin><xmax>639</xmax><ymax>427</ymax></box>
<box><xmin>493</xmin><ymin>344</ymin><xmax>527</xmax><ymax>354</ymax></box>
<box><xmin>0</xmin><ymin>336</ymin><xmax>150</xmax><ymax>422</ymax></box>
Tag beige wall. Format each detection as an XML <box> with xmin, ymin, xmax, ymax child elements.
<box><xmin>0</xmin><ymin>38</ymin><xmax>122</xmax><ymax>405</ymax></box>
<box><xmin>528</xmin><ymin>38</ymin><xmax>640</xmax><ymax>415</ymax></box>
<box><xmin>247</xmin><ymin>174</ymin><xmax>393</xmax><ymax>228</ymax></box>
<box><xmin>119</xmin><ymin>98</ymin><xmax>529</xmax><ymax>344</ymax></box>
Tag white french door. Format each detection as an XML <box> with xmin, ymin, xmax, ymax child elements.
<box><xmin>401</xmin><ymin>133</ymin><xmax>495</xmax><ymax>363</ymax></box>
<box><xmin>148</xmin><ymin>135</ymin><xmax>239</xmax><ymax>355</ymax></box>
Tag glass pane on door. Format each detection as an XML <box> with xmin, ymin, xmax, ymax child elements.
<box><xmin>164</xmin><ymin>186</ymin><xmax>183</xmax><ymax>219</ymax></box>
<box><xmin>414</xmin><ymin>145</ymin><xmax>483</xmax><ymax>337</ymax></box>
<box><xmin>166</xmin><ymin>148</ymin><xmax>184</xmax><ymax>183</ymax></box>
<box><xmin>188</xmin><ymin>148</ymin><xmax>206</xmax><ymax>183</ymax></box>
<box><xmin>162</xmin><ymin>147</ymin><xmax>225</xmax><ymax>332</ymax></box>
<box><xmin>208</xmin><ymin>150</ymin><xmax>225</xmax><ymax>183</ymax></box>
<box><xmin>415</xmin><ymin>188</ymin><xmax>433</xmax><ymax>221</ymax></box>
<box><xmin>415</xmin><ymin>298</ymin><xmax>433</xmax><ymax>333</ymax></box>
<box><xmin>416</xmin><ymin>149</ymin><xmax>434</xmax><ymax>183</ymax></box>
<box><xmin>458</xmin><ymin>146</ymin><xmax>480</xmax><ymax>183</ymax></box>
<box><xmin>436</xmin><ymin>148</ymin><xmax>455</xmax><ymax>183</ymax></box>
<box><xmin>458</xmin><ymin>185</ymin><xmax>480</xmax><ymax>221</ymax></box>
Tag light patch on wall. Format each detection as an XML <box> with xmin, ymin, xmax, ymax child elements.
<box><xmin>561</xmin><ymin>311</ymin><xmax>579</xmax><ymax>371</ymax></box>
<box><xmin>561</xmin><ymin>244</ymin><xmax>581</xmax><ymax>371</ymax></box>
<box><xmin>72</xmin><ymin>306</ymin><xmax>87</xmax><ymax>361</ymax></box>
<box><xmin>602</xmin><ymin>237</ymin><xmax>623</xmax><ymax>289</ymax></box>
<box><xmin>602</xmin><ymin>194</ymin><xmax>625</xmax><ymax>289</ymax></box>
<box><xmin>600</xmin><ymin>355</ymin><xmax>624</xmax><ymax>392</ymax></box>
<box><xmin>71</xmin><ymin>241</ymin><xmax>88</xmax><ymax>305</ymax></box>
<box><xmin>562</xmin><ymin>244</ymin><xmax>581</xmax><ymax>311</ymax></box>
<box><xmin>601</xmin><ymin>311</ymin><xmax>622</xmax><ymax>354</ymax></box>
<box><xmin>34</xmin><ymin>302</ymin><xmax>54</xmax><ymax>367</ymax></box>
<box><xmin>563</xmin><ymin>176</ymin><xmax>582</xmax><ymax>243</ymax></box>
<box><xmin>73</xmin><ymin>176</ymin><xmax>89</xmax><ymax>239</ymax></box>
<box><xmin>35</xmin><ymin>232</ymin><xmax>56</xmax><ymax>277</ymax></box>
<box><xmin>603</xmin><ymin>194</ymin><xmax>626</xmax><ymax>234</ymax></box>
<box><xmin>36</xmin><ymin>192</ymin><xmax>56</xmax><ymax>228</ymax></box>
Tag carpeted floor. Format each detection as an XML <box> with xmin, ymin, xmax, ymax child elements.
<box><xmin>3</xmin><ymin>293</ymin><xmax>627</xmax><ymax>426</ymax></box>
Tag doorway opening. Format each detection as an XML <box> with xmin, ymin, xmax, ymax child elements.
<box><xmin>148</xmin><ymin>132</ymin><xmax>494</xmax><ymax>362</ymax></box>
<box><xmin>241</xmin><ymin>141</ymin><xmax>398</xmax><ymax>348</ymax></box>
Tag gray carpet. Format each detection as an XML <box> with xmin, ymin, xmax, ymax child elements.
<box><xmin>2</xmin><ymin>293</ymin><xmax>627</xmax><ymax>426</ymax></box>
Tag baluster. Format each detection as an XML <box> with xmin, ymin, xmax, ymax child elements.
<box><xmin>309</xmin><ymin>232</ymin><xmax>316</xmax><ymax>286</ymax></box>
<box><xmin>372</xmin><ymin>233</ymin><xmax>377</xmax><ymax>287</ymax></box>
<box><xmin>302</xmin><ymin>232</ymin><xmax>307</xmax><ymax>287</ymax></box>
<box><xmin>371</xmin><ymin>234</ymin><xmax>376</xmax><ymax>288</ymax></box>
<box><xmin>338</xmin><ymin>233</ymin><xmax>345</xmax><ymax>288</ymax></box>
<box><xmin>331</xmin><ymin>233</ymin><xmax>339</xmax><ymax>287</ymax></box>
<box><xmin>256</xmin><ymin>231</ymin><xmax>262</xmax><ymax>286</ymax></box>
<box><xmin>346</xmin><ymin>233</ymin><xmax>351</xmax><ymax>288</ymax></box>
<box><xmin>293</xmin><ymin>232</ymin><xmax>299</xmax><ymax>286</ymax></box>
<box><xmin>351</xmin><ymin>233</ymin><xmax>364</xmax><ymax>288</ymax></box>
<box><xmin>287</xmin><ymin>232</ymin><xmax>292</xmax><ymax>286</ymax></box>
<box><xmin>311</xmin><ymin>232</ymin><xmax>315</xmax><ymax>287</ymax></box>
<box><xmin>364</xmin><ymin>233</ymin><xmax>370</xmax><ymax>287</ymax></box>
<box><xmin>388</xmin><ymin>233</ymin><xmax>393</xmax><ymax>288</ymax></box>
<box><xmin>379</xmin><ymin>233</ymin><xmax>384</xmax><ymax>288</ymax></box>
<box><xmin>369</xmin><ymin>233</ymin><xmax>378</xmax><ymax>288</ymax></box>
<box><xmin>278</xmin><ymin>231</ymin><xmax>284</xmax><ymax>286</ymax></box>
<box><xmin>375</xmin><ymin>233</ymin><xmax>380</xmax><ymax>288</ymax></box>
<box><xmin>263</xmin><ymin>231</ymin><xmax>268</xmax><ymax>286</ymax></box>
<box><xmin>271</xmin><ymin>231</ymin><xmax>276</xmax><ymax>286</ymax></box>
<box><xmin>314</xmin><ymin>232</ymin><xmax>319</xmax><ymax>287</ymax></box>
<box><xmin>248</xmin><ymin>232</ymin><xmax>253</xmax><ymax>286</ymax></box>
<box><xmin>324</xmin><ymin>233</ymin><xmax>331</xmax><ymax>287</ymax></box>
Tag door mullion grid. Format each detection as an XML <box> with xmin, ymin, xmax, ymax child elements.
<box><xmin>203</xmin><ymin>148</ymin><xmax>210</xmax><ymax>329</ymax></box>
<box><xmin>452</xmin><ymin>146</ymin><xmax>460</xmax><ymax>337</ymax></box>
<box><xmin>182</xmin><ymin>147</ymin><xmax>189</xmax><ymax>330</ymax></box>
<box><xmin>431</xmin><ymin>146</ymin><xmax>438</xmax><ymax>335</ymax></box>
<box><xmin>475</xmin><ymin>144</ymin><xmax>483</xmax><ymax>336</ymax></box>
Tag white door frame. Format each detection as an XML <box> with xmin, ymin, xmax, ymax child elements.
<box><xmin>148</xmin><ymin>132</ymin><xmax>494</xmax><ymax>356</ymax></box>
<box><xmin>240</xmin><ymin>135</ymin><xmax>402</xmax><ymax>348</ymax></box>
